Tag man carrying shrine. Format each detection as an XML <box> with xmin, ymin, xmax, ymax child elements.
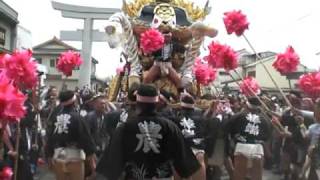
<box><xmin>97</xmin><ymin>84</ymin><xmax>200</xmax><ymax>180</ymax></box>
<box><xmin>46</xmin><ymin>90</ymin><xmax>96</xmax><ymax>180</ymax></box>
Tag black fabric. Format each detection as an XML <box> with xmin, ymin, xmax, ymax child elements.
<box><xmin>247</xmin><ymin>97</ymin><xmax>261</xmax><ymax>107</ymax></box>
<box><xmin>281</xmin><ymin>110</ymin><xmax>306</xmax><ymax>147</ymax></box>
<box><xmin>157</xmin><ymin>106</ymin><xmax>176</xmax><ymax>122</ymax></box>
<box><xmin>96</xmin><ymin>124</ymin><xmax>125</xmax><ymax>180</ymax></box>
<box><xmin>45</xmin><ymin>106</ymin><xmax>96</xmax><ymax>158</ymax></box>
<box><xmin>203</xmin><ymin>116</ymin><xmax>229</xmax><ymax>157</ymax></box>
<box><xmin>86</xmin><ymin>110</ymin><xmax>130</xmax><ymax>157</ymax></box>
<box><xmin>20</xmin><ymin>100</ymin><xmax>36</xmax><ymax>128</ymax></box>
<box><xmin>138</xmin><ymin>5</ymin><xmax>191</xmax><ymax>26</ymax></box>
<box><xmin>8</xmin><ymin>123</ymin><xmax>34</xmax><ymax>180</ymax></box>
<box><xmin>281</xmin><ymin>110</ymin><xmax>308</xmax><ymax>165</ymax></box>
<box><xmin>225</xmin><ymin>111</ymin><xmax>270</xmax><ymax>144</ymax></box>
<box><xmin>137</xmin><ymin>84</ymin><xmax>158</xmax><ymax>97</ymax></box>
<box><xmin>59</xmin><ymin>90</ymin><xmax>74</xmax><ymax>103</ymax></box>
<box><xmin>97</xmin><ymin>114</ymin><xmax>200</xmax><ymax>179</ymax></box>
<box><xmin>138</xmin><ymin>5</ymin><xmax>155</xmax><ymax>23</ymax></box>
<box><xmin>175</xmin><ymin>109</ymin><xmax>206</xmax><ymax>150</ymax></box>
<box><xmin>181</xmin><ymin>94</ymin><xmax>195</xmax><ymax>105</ymax></box>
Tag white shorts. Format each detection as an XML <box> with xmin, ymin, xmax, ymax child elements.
<box><xmin>234</xmin><ymin>143</ymin><xmax>264</xmax><ymax>168</ymax></box>
<box><xmin>53</xmin><ymin>147</ymin><xmax>86</xmax><ymax>162</ymax></box>
<box><xmin>234</xmin><ymin>143</ymin><xmax>264</xmax><ymax>159</ymax></box>
<box><xmin>191</xmin><ymin>148</ymin><xmax>205</xmax><ymax>155</ymax></box>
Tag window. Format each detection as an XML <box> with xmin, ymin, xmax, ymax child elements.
<box><xmin>0</xmin><ymin>27</ymin><xmax>5</xmax><ymax>47</ymax></box>
<box><xmin>50</xmin><ymin>59</ymin><xmax>56</xmax><ymax>67</ymax></box>
<box><xmin>219</xmin><ymin>71</ymin><xmax>229</xmax><ymax>76</ymax></box>
<box><xmin>247</xmin><ymin>71</ymin><xmax>256</xmax><ymax>77</ymax></box>
<box><xmin>36</xmin><ymin>58</ymin><xmax>42</xmax><ymax>64</ymax></box>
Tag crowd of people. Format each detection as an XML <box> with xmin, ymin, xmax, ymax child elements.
<box><xmin>0</xmin><ymin>83</ymin><xmax>319</xmax><ymax>180</ymax></box>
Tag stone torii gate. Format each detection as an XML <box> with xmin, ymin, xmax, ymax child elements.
<box><xmin>52</xmin><ymin>1</ymin><xmax>120</xmax><ymax>88</ymax></box>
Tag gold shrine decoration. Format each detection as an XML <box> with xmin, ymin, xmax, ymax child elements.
<box><xmin>122</xmin><ymin>0</ymin><xmax>210</xmax><ymax>22</ymax></box>
<box><xmin>122</xmin><ymin>0</ymin><xmax>153</xmax><ymax>17</ymax></box>
<box><xmin>107</xmin><ymin>75</ymin><xmax>123</xmax><ymax>102</ymax></box>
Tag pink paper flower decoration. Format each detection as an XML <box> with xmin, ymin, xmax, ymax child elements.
<box><xmin>57</xmin><ymin>50</ymin><xmax>83</xmax><ymax>77</ymax></box>
<box><xmin>273</xmin><ymin>46</ymin><xmax>300</xmax><ymax>75</ymax></box>
<box><xmin>193</xmin><ymin>58</ymin><xmax>216</xmax><ymax>86</ymax></box>
<box><xmin>116</xmin><ymin>66</ymin><xmax>125</xmax><ymax>75</ymax></box>
<box><xmin>0</xmin><ymin>53</ymin><xmax>10</xmax><ymax>69</ymax></box>
<box><xmin>0</xmin><ymin>71</ymin><xmax>26</xmax><ymax>122</ymax></box>
<box><xmin>140</xmin><ymin>29</ymin><xmax>165</xmax><ymax>54</ymax></box>
<box><xmin>240</xmin><ymin>76</ymin><xmax>261</xmax><ymax>97</ymax></box>
<box><xmin>223</xmin><ymin>10</ymin><xmax>249</xmax><ymax>36</ymax></box>
<box><xmin>0</xmin><ymin>166</ymin><xmax>13</xmax><ymax>180</ymax></box>
<box><xmin>5</xmin><ymin>50</ymin><xmax>38</xmax><ymax>89</ymax></box>
<box><xmin>205</xmin><ymin>41</ymin><xmax>238</xmax><ymax>71</ymax></box>
<box><xmin>298</xmin><ymin>72</ymin><xmax>320</xmax><ymax>99</ymax></box>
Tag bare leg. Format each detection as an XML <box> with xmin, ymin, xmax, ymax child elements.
<box><xmin>168</xmin><ymin>66</ymin><xmax>182</xmax><ymax>89</ymax></box>
<box><xmin>143</xmin><ymin>65</ymin><xmax>160</xmax><ymax>83</ymax></box>
<box><xmin>224</xmin><ymin>156</ymin><xmax>234</xmax><ymax>180</ymax></box>
<box><xmin>173</xmin><ymin>170</ymin><xmax>182</xmax><ymax>180</ymax></box>
<box><xmin>251</xmin><ymin>157</ymin><xmax>263</xmax><ymax>180</ymax></box>
<box><xmin>282</xmin><ymin>152</ymin><xmax>291</xmax><ymax>180</ymax></box>
<box><xmin>233</xmin><ymin>154</ymin><xmax>248</xmax><ymax>180</ymax></box>
<box><xmin>191</xmin><ymin>153</ymin><xmax>206</xmax><ymax>180</ymax></box>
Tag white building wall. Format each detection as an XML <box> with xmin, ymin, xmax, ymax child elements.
<box><xmin>255</xmin><ymin>58</ymin><xmax>290</xmax><ymax>89</ymax></box>
<box><xmin>16</xmin><ymin>25</ymin><xmax>32</xmax><ymax>50</ymax></box>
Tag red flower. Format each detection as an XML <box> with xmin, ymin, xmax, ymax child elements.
<box><xmin>193</xmin><ymin>58</ymin><xmax>216</xmax><ymax>86</ymax></box>
<box><xmin>116</xmin><ymin>66</ymin><xmax>125</xmax><ymax>75</ymax></box>
<box><xmin>273</xmin><ymin>46</ymin><xmax>300</xmax><ymax>75</ymax></box>
<box><xmin>0</xmin><ymin>53</ymin><xmax>10</xmax><ymax>68</ymax></box>
<box><xmin>57</xmin><ymin>50</ymin><xmax>83</xmax><ymax>77</ymax></box>
<box><xmin>0</xmin><ymin>71</ymin><xmax>26</xmax><ymax>122</ymax></box>
<box><xmin>240</xmin><ymin>76</ymin><xmax>261</xmax><ymax>97</ymax></box>
<box><xmin>140</xmin><ymin>29</ymin><xmax>165</xmax><ymax>54</ymax></box>
<box><xmin>5</xmin><ymin>50</ymin><xmax>38</xmax><ymax>89</ymax></box>
<box><xmin>298</xmin><ymin>72</ymin><xmax>320</xmax><ymax>99</ymax></box>
<box><xmin>0</xmin><ymin>166</ymin><xmax>13</xmax><ymax>180</ymax></box>
<box><xmin>205</xmin><ymin>41</ymin><xmax>238</xmax><ymax>71</ymax></box>
<box><xmin>223</xmin><ymin>10</ymin><xmax>249</xmax><ymax>36</ymax></box>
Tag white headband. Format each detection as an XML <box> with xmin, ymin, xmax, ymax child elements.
<box><xmin>136</xmin><ymin>94</ymin><xmax>159</xmax><ymax>103</ymax></box>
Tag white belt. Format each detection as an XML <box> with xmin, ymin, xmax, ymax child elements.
<box><xmin>53</xmin><ymin>147</ymin><xmax>86</xmax><ymax>162</ymax></box>
<box><xmin>234</xmin><ymin>143</ymin><xmax>264</xmax><ymax>158</ymax></box>
<box><xmin>234</xmin><ymin>143</ymin><xmax>264</xmax><ymax>168</ymax></box>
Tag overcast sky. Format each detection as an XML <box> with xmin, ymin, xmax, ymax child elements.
<box><xmin>5</xmin><ymin>0</ymin><xmax>320</xmax><ymax>79</ymax></box>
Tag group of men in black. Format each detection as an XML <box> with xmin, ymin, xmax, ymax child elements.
<box><xmin>1</xmin><ymin>83</ymin><xmax>320</xmax><ymax>180</ymax></box>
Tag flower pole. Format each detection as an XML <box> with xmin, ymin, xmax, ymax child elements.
<box><xmin>242</xmin><ymin>34</ymin><xmax>293</xmax><ymax>108</ymax></box>
<box><xmin>13</xmin><ymin>122</ymin><xmax>20</xmax><ymax>180</ymax></box>
<box><xmin>1</xmin><ymin>50</ymin><xmax>38</xmax><ymax>179</ymax></box>
<box><xmin>204</xmin><ymin>39</ymin><xmax>286</xmax><ymax>131</ymax></box>
<box><xmin>223</xmin><ymin>10</ymin><xmax>294</xmax><ymax>108</ymax></box>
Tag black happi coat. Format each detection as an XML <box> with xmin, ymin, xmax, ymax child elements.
<box><xmin>225</xmin><ymin>111</ymin><xmax>270</xmax><ymax>144</ymax></box>
<box><xmin>97</xmin><ymin>112</ymin><xmax>200</xmax><ymax>179</ymax></box>
<box><xmin>12</xmin><ymin>100</ymin><xmax>36</xmax><ymax>180</ymax></box>
<box><xmin>79</xmin><ymin>104</ymin><xmax>94</xmax><ymax>118</ymax></box>
<box><xmin>175</xmin><ymin>109</ymin><xmax>206</xmax><ymax>150</ymax></box>
<box><xmin>203</xmin><ymin>114</ymin><xmax>230</xmax><ymax>157</ymax></box>
<box><xmin>46</xmin><ymin>106</ymin><xmax>95</xmax><ymax>158</ymax></box>
<box><xmin>281</xmin><ymin>110</ymin><xmax>308</xmax><ymax>164</ymax></box>
<box><xmin>281</xmin><ymin>110</ymin><xmax>306</xmax><ymax>148</ymax></box>
<box><xmin>157</xmin><ymin>106</ymin><xmax>177</xmax><ymax>122</ymax></box>
<box><xmin>86</xmin><ymin>110</ymin><xmax>124</xmax><ymax>154</ymax></box>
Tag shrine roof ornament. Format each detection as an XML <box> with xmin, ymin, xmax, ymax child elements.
<box><xmin>122</xmin><ymin>0</ymin><xmax>211</xmax><ymax>22</ymax></box>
